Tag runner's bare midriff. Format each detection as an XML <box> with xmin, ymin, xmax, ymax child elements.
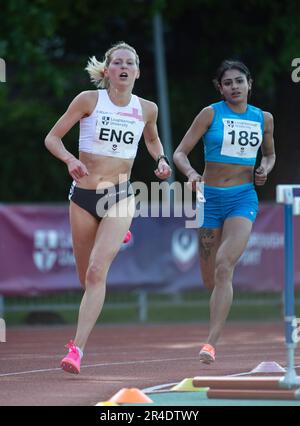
<box><xmin>203</xmin><ymin>161</ymin><xmax>254</xmax><ymax>187</ymax></box>
<box><xmin>77</xmin><ymin>151</ymin><xmax>134</xmax><ymax>189</ymax></box>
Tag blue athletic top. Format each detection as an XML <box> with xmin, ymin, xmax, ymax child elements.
<box><xmin>202</xmin><ymin>101</ymin><xmax>264</xmax><ymax>166</ymax></box>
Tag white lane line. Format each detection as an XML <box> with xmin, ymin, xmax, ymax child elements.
<box><xmin>0</xmin><ymin>356</ymin><xmax>197</xmax><ymax>378</ymax></box>
<box><xmin>228</xmin><ymin>364</ymin><xmax>300</xmax><ymax>377</ymax></box>
<box><xmin>143</xmin><ymin>383</ymin><xmax>178</xmax><ymax>393</ymax></box>
<box><xmin>0</xmin><ymin>367</ymin><xmax>62</xmax><ymax>377</ymax></box>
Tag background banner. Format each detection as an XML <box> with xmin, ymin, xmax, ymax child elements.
<box><xmin>0</xmin><ymin>204</ymin><xmax>299</xmax><ymax>295</ymax></box>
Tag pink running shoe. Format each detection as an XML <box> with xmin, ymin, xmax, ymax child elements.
<box><xmin>123</xmin><ymin>230</ymin><xmax>132</xmax><ymax>244</ymax></box>
<box><xmin>61</xmin><ymin>340</ymin><xmax>81</xmax><ymax>374</ymax></box>
<box><xmin>199</xmin><ymin>343</ymin><xmax>216</xmax><ymax>364</ymax></box>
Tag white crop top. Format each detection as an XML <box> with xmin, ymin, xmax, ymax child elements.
<box><xmin>79</xmin><ymin>89</ymin><xmax>145</xmax><ymax>159</ymax></box>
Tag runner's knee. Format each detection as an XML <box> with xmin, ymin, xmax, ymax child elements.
<box><xmin>215</xmin><ymin>259</ymin><xmax>235</xmax><ymax>284</ymax></box>
<box><xmin>85</xmin><ymin>261</ymin><xmax>109</xmax><ymax>286</ymax></box>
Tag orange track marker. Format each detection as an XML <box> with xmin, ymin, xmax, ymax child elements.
<box><xmin>109</xmin><ymin>388</ymin><xmax>153</xmax><ymax>404</ymax></box>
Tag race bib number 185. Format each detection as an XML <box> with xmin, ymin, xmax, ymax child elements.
<box><xmin>221</xmin><ymin>118</ymin><xmax>262</xmax><ymax>158</ymax></box>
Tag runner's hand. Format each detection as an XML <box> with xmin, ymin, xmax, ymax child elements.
<box><xmin>187</xmin><ymin>170</ymin><xmax>203</xmax><ymax>192</ymax></box>
<box><xmin>154</xmin><ymin>159</ymin><xmax>172</xmax><ymax>180</ymax></box>
<box><xmin>66</xmin><ymin>158</ymin><xmax>89</xmax><ymax>182</ymax></box>
<box><xmin>255</xmin><ymin>166</ymin><xmax>267</xmax><ymax>186</ymax></box>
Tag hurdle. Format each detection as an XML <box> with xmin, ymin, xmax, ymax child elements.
<box><xmin>206</xmin><ymin>388</ymin><xmax>298</xmax><ymax>400</ymax></box>
<box><xmin>193</xmin><ymin>376</ymin><xmax>300</xmax><ymax>400</ymax></box>
<box><xmin>193</xmin><ymin>376</ymin><xmax>284</xmax><ymax>390</ymax></box>
<box><xmin>193</xmin><ymin>185</ymin><xmax>300</xmax><ymax>400</ymax></box>
<box><xmin>276</xmin><ymin>184</ymin><xmax>300</xmax><ymax>389</ymax></box>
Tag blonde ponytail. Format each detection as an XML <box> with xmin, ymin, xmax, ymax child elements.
<box><xmin>85</xmin><ymin>56</ymin><xmax>108</xmax><ymax>88</ymax></box>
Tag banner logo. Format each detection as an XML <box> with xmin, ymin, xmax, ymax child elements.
<box><xmin>172</xmin><ymin>229</ymin><xmax>198</xmax><ymax>271</ymax></box>
<box><xmin>33</xmin><ymin>229</ymin><xmax>74</xmax><ymax>271</ymax></box>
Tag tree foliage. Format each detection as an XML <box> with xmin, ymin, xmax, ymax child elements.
<box><xmin>0</xmin><ymin>0</ymin><xmax>299</xmax><ymax>201</ymax></box>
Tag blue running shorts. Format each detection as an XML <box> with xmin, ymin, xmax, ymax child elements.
<box><xmin>201</xmin><ymin>183</ymin><xmax>258</xmax><ymax>228</ymax></box>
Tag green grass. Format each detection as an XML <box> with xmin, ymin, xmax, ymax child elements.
<box><xmin>2</xmin><ymin>290</ymin><xmax>298</xmax><ymax>326</ymax></box>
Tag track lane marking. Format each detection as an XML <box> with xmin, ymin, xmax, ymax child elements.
<box><xmin>0</xmin><ymin>356</ymin><xmax>197</xmax><ymax>378</ymax></box>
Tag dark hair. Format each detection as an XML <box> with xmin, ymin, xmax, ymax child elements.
<box><xmin>213</xmin><ymin>60</ymin><xmax>253</xmax><ymax>98</ymax></box>
<box><xmin>213</xmin><ymin>59</ymin><xmax>252</xmax><ymax>84</ymax></box>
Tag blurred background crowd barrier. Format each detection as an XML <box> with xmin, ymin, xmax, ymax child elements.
<box><xmin>0</xmin><ymin>202</ymin><xmax>299</xmax><ymax>324</ymax></box>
